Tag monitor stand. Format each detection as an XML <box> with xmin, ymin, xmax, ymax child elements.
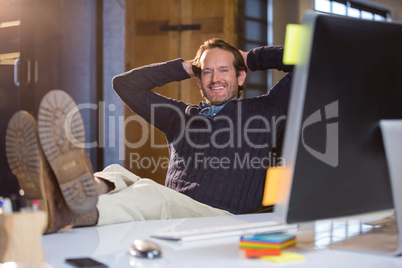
<box><xmin>329</xmin><ymin>120</ymin><xmax>402</xmax><ymax>256</ymax></box>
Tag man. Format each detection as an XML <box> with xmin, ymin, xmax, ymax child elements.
<box><xmin>112</xmin><ymin>38</ymin><xmax>293</xmax><ymax>215</ymax></box>
<box><xmin>6</xmin><ymin>38</ymin><xmax>293</xmax><ymax>233</ymax></box>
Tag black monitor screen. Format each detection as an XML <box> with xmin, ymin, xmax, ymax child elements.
<box><xmin>282</xmin><ymin>13</ymin><xmax>402</xmax><ymax>223</ymax></box>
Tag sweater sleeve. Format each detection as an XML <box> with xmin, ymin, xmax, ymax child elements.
<box><xmin>247</xmin><ymin>46</ymin><xmax>294</xmax><ymax>73</ymax></box>
<box><xmin>112</xmin><ymin>59</ymin><xmax>190</xmax><ymax>133</ymax></box>
<box><xmin>247</xmin><ymin>46</ymin><xmax>294</xmax><ymax>121</ymax></box>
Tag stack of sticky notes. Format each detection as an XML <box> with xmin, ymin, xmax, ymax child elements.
<box><xmin>240</xmin><ymin>233</ymin><xmax>296</xmax><ymax>252</ymax></box>
<box><xmin>239</xmin><ymin>233</ymin><xmax>305</xmax><ymax>262</ymax></box>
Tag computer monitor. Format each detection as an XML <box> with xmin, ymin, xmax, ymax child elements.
<box><xmin>274</xmin><ymin>12</ymin><xmax>402</xmax><ymax>225</ymax></box>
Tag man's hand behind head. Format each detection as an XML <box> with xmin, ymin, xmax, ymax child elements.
<box><xmin>239</xmin><ymin>50</ymin><xmax>249</xmax><ymax>70</ymax></box>
<box><xmin>182</xmin><ymin>60</ymin><xmax>195</xmax><ymax>77</ymax></box>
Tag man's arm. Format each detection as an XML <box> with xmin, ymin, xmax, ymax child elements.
<box><xmin>245</xmin><ymin>46</ymin><xmax>293</xmax><ymax>73</ymax></box>
<box><xmin>112</xmin><ymin>59</ymin><xmax>191</xmax><ymax>133</ymax></box>
<box><xmin>242</xmin><ymin>46</ymin><xmax>294</xmax><ymax>120</ymax></box>
<box><xmin>113</xmin><ymin>59</ymin><xmax>190</xmax><ymax>96</ymax></box>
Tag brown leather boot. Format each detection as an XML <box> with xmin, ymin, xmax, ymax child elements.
<box><xmin>37</xmin><ymin>90</ymin><xmax>98</xmax><ymax>214</ymax></box>
<box><xmin>5</xmin><ymin>111</ymin><xmax>75</xmax><ymax>234</ymax></box>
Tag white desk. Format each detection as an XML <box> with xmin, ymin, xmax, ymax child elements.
<box><xmin>38</xmin><ymin>213</ymin><xmax>402</xmax><ymax>268</ymax></box>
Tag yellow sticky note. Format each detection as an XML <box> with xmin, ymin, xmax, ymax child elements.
<box><xmin>262</xmin><ymin>167</ymin><xmax>282</xmax><ymax>206</ymax></box>
<box><xmin>283</xmin><ymin>24</ymin><xmax>301</xmax><ymax>65</ymax></box>
<box><xmin>260</xmin><ymin>251</ymin><xmax>305</xmax><ymax>263</ymax></box>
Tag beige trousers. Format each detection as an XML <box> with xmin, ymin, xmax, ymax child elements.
<box><xmin>93</xmin><ymin>164</ymin><xmax>232</xmax><ymax>226</ymax></box>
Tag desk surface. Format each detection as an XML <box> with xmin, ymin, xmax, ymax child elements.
<box><xmin>38</xmin><ymin>213</ymin><xmax>402</xmax><ymax>268</ymax></box>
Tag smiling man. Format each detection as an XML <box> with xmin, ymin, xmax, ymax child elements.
<box><xmin>108</xmin><ymin>38</ymin><xmax>294</xmax><ymax>222</ymax></box>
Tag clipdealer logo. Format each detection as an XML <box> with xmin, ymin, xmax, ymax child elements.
<box><xmin>301</xmin><ymin>100</ymin><xmax>339</xmax><ymax>167</ymax></box>
<box><xmin>63</xmin><ymin>100</ymin><xmax>339</xmax><ymax>168</ymax></box>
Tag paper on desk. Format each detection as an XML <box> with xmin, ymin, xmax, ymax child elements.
<box><xmin>260</xmin><ymin>251</ymin><xmax>305</xmax><ymax>263</ymax></box>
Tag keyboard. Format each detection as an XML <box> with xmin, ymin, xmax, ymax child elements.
<box><xmin>151</xmin><ymin>220</ymin><xmax>297</xmax><ymax>242</ymax></box>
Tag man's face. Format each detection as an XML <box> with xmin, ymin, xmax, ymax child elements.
<box><xmin>197</xmin><ymin>48</ymin><xmax>246</xmax><ymax>106</ymax></box>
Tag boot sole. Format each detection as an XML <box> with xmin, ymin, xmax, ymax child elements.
<box><xmin>37</xmin><ymin>90</ymin><xmax>98</xmax><ymax>214</ymax></box>
<box><xmin>5</xmin><ymin>111</ymin><xmax>50</xmax><ymax>228</ymax></box>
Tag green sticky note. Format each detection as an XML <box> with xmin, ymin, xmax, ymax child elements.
<box><xmin>283</xmin><ymin>24</ymin><xmax>302</xmax><ymax>65</ymax></box>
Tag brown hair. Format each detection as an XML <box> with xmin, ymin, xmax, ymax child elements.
<box><xmin>192</xmin><ymin>38</ymin><xmax>248</xmax><ymax>97</ymax></box>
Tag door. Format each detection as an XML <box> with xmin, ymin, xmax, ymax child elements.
<box><xmin>19</xmin><ymin>0</ymin><xmax>100</xmax><ymax>170</ymax></box>
<box><xmin>0</xmin><ymin>0</ymin><xmax>100</xmax><ymax>197</ymax></box>
<box><xmin>124</xmin><ymin>0</ymin><xmax>239</xmax><ymax>185</ymax></box>
<box><xmin>0</xmin><ymin>0</ymin><xmax>21</xmax><ymax>196</ymax></box>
